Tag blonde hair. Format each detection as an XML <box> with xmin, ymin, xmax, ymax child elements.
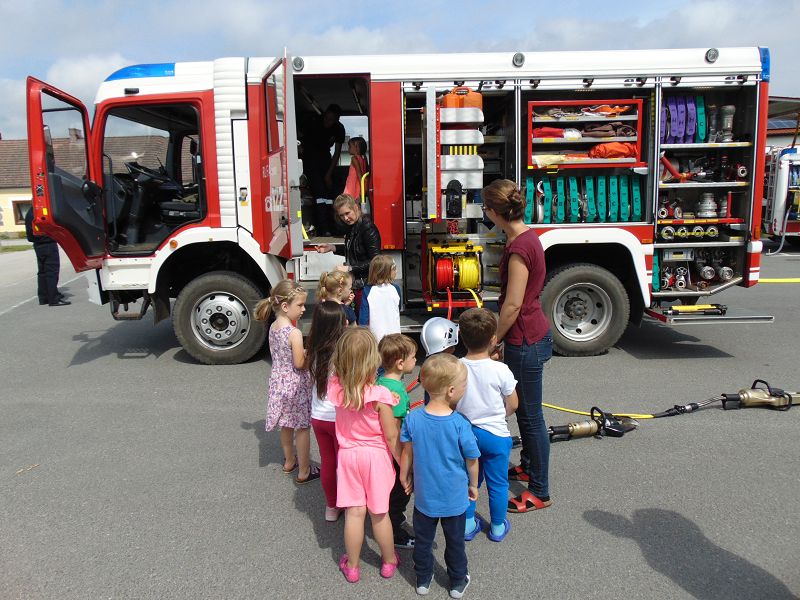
<box><xmin>482</xmin><ymin>178</ymin><xmax>526</xmax><ymax>222</ymax></box>
<box><xmin>378</xmin><ymin>333</ymin><xmax>417</xmax><ymax>370</ymax></box>
<box><xmin>255</xmin><ymin>279</ymin><xmax>306</xmax><ymax>321</ymax></box>
<box><xmin>368</xmin><ymin>254</ymin><xmax>396</xmax><ymax>285</ymax></box>
<box><xmin>333</xmin><ymin>194</ymin><xmax>361</xmax><ymax>219</ymax></box>
<box><xmin>420</xmin><ymin>353</ymin><xmax>466</xmax><ymax>396</ymax></box>
<box><xmin>316</xmin><ymin>270</ymin><xmax>351</xmax><ymax>302</ymax></box>
<box><xmin>332</xmin><ymin>327</ymin><xmax>380</xmax><ymax>410</ymax></box>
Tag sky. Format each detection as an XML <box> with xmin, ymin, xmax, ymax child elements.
<box><xmin>1</xmin><ymin>0</ymin><xmax>798</xmax><ymax>140</ymax></box>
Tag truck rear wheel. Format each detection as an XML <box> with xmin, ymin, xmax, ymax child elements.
<box><xmin>541</xmin><ymin>263</ymin><xmax>629</xmax><ymax>357</ymax></box>
<box><xmin>173</xmin><ymin>271</ymin><xmax>266</xmax><ymax>365</ymax></box>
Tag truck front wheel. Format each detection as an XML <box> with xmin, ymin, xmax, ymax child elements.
<box><xmin>541</xmin><ymin>263</ymin><xmax>629</xmax><ymax>357</ymax></box>
<box><xmin>173</xmin><ymin>271</ymin><xmax>266</xmax><ymax>365</ymax></box>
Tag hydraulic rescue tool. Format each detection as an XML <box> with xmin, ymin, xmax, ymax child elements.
<box><xmin>548</xmin><ymin>407</ymin><xmax>638</xmax><ymax>442</ymax></box>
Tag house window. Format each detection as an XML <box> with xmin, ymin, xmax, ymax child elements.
<box><xmin>12</xmin><ymin>200</ymin><xmax>32</xmax><ymax>225</ymax></box>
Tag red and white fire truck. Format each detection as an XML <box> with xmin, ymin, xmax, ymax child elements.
<box><xmin>762</xmin><ymin>146</ymin><xmax>800</xmax><ymax>248</ymax></box>
<box><xmin>26</xmin><ymin>47</ymin><xmax>773</xmax><ymax>364</ymax></box>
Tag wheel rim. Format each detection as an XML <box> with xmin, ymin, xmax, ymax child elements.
<box><xmin>190</xmin><ymin>291</ymin><xmax>251</xmax><ymax>351</ymax></box>
<box><xmin>552</xmin><ymin>282</ymin><xmax>613</xmax><ymax>343</ymax></box>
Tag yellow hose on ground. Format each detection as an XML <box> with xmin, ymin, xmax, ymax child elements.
<box><xmin>543</xmin><ymin>403</ymin><xmax>655</xmax><ymax>419</ymax></box>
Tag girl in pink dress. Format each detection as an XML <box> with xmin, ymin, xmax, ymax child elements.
<box><xmin>256</xmin><ymin>279</ymin><xmax>319</xmax><ymax>484</ymax></box>
<box><xmin>343</xmin><ymin>137</ymin><xmax>369</xmax><ymax>202</ymax></box>
<box><xmin>329</xmin><ymin>327</ymin><xmax>400</xmax><ymax>583</ymax></box>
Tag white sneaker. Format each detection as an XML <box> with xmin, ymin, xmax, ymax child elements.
<box><xmin>449</xmin><ymin>573</ymin><xmax>470</xmax><ymax>599</ymax></box>
<box><xmin>416</xmin><ymin>577</ymin><xmax>432</xmax><ymax>595</ymax></box>
<box><xmin>325</xmin><ymin>506</ymin><xmax>343</xmax><ymax>522</ymax></box>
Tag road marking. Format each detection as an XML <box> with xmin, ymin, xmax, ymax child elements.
<box><xmin>760</xmin><ymin>278</ymin><xmax>800</xmax><ymax>283</ymax></box>
<box><xmin>0</xmin><ymin>274</ymin><xmax>83</xmax><ymax>317</ymax></box>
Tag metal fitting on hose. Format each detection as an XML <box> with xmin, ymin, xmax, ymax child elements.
<box><xmin>660</xmin><ymin>226</ymin><xmax>676</xmax><ymax>241</ymax></box>
<box><xmin>705</xmin><ymin>225</ymin><xmax>719</xmax><ymax>238</ymax></box>
<box><xmin>718</xmin><ymin>266</ymin><xmax>734</xmax><ymax>281</ymax></box>
<box><xmin>698</xmin><ymin>265</ymin><xmax>716</xmax><ymax>280</ymax></box>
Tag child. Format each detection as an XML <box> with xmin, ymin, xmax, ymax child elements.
<box><xmin>317</xmin><ymin>270</ymin><xmax>357</xmax><ymax>324</ymax></box>
<box><xmin>305</xmin><ymin>301</ymin><xmax>348</xmax><ymax>521</ymax></box>
<box><xmin>255</xmin><ymin>280</ymin><xmax>319</xmax><ymax>484</ymax></box>
<box><xmin>376</xmin><ymin>333</ymin><xmax>418</xmax><ymax>549</ymax></box>
<box><xmin>343</xmin><ymin>136</ymin><xmax>369</xmax><ymax>201</ymax></box>
<box><xmin>419</xmin><ymin>316</ymin><xmax>460</xmax><ymax>406</ymax></box>
<box><xmin>420</xmin><ymin>317</ymin><xmax>459</xmax><ymax>357</ymax></box>
<box><xmin>358</xmin><ymin>255</ymin><xmax>401</xmax><ymax>342</ymax></box>
<box><xmin>400</xmin><ymin>353</ymin><xmax>480</xmax><ymax>599</ymax></box>
<box><xmin>329</xmin><ymin>327</ymin><xmax>401</xmax><ymax>583</ymax></box>
<box><xmin>456</xmin><ymin>308</ymin><xmax>519</xmax><ymax>543</ymax></box>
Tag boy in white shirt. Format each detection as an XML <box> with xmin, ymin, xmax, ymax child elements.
<box><xmin>456</xmin><ymin>308</ymin><xmax>519</xmax><ymax>543</ymax></box>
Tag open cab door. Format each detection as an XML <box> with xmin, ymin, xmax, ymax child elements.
<box><xmin>26</xmin><ymin>77</ymin><xmax>105</xmax><ymax>271</ymax></box>
<box><xmin>259</xmin><ymin>53</ymin><xmax>303</xmax><ymax>259</ymax></box>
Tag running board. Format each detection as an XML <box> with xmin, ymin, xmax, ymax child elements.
<box><xmin>645</xmin><ymin>307</ymin><xmax>774</xmax><ymax>325</ymax></box>
<box><xmin>110</xmin><ymin>293</ymin><xmax>151</xmax><ymax>321</ymax></box>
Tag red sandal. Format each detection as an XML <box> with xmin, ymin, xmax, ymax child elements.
<box><xmin>507</xmin><ymin>490</ymin><xmax>552</xmax><ymax>513</ymax></box>
<box><xmin>507</xmin><ymin>465</ymin><xmax>530</xmax><ymax>482</ymax></box>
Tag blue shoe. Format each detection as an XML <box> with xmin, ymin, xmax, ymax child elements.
<box><xmin>464</xmin><ymin>516</ymin><xmax>485</xmax><ymax>541</ymax></box>
<box><xmin>487</xmin><ymin>518</ymin><xmax>511</xmax><ymax>542</ymax></box>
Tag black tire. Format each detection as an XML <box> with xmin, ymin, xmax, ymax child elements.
<box><xmin>541</xmin><ymin>263</ymin><xmax>629</xmax><ymax>357</ymax></box>
<box><xmin>173</xmin><ymin>271</ymin><xmax>267</xmax><ymax>365</ymax></box>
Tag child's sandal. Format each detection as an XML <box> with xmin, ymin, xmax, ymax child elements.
<box><xmin>507</xmin><ymin>490</ymin><xmax>552</xmax><ymax>513</ymax></box>
<box><xmin>295</xmin><ymin>465</ymin><xmax>321</xmax><ymax>485</ymax></box>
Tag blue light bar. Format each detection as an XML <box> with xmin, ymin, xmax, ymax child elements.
<box><xmin>759</xmin><ymin>47</ymin><xmax>770</xmax><ymax>82</ymax></box>
<box><xmin>105</xmin><ymin>63</ymin><xmax>176</xmax><ymax>82</ymax></box>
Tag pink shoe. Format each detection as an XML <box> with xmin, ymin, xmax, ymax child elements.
<box><xmin>380</xmin><ymin>551</ymin><xmax>400</xmax><ymax>579</ymax></box>
<box><xmin>339</xmin><ymin>554</ymin><xmax>360</xmax><ymax>583</ymax></box>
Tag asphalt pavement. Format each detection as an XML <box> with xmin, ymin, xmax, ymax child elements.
<box><xmin>1</xmin><ymin>245</ymin><xmax>799</xmax><ymax>599</ymax></box>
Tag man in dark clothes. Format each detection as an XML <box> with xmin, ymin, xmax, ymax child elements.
<box><xmin>300</xmin><ymin>104</ymin><xmax>345</xmax><ymax>236</ymax></box>
<box><xmin>25</xmin><ymin>208</ymin><xmax>69</xmax><ymax>307</ymax></box>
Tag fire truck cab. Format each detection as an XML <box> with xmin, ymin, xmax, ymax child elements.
<box><xmin>27</xmin><ymin>47</ymin><xmax>773</xmax><ymax>364</ymax></box>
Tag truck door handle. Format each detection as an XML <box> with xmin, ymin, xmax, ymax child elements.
<box><xmin>280</xmin><ymin>216</ymin><xmax>288</xmax><ymax>227</ymax></box>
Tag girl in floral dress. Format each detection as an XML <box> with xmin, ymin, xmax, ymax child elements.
<box><xmin>255</xmin><ymin>279</ymin><xmax>319</xmax><ymax>484</ymax></box>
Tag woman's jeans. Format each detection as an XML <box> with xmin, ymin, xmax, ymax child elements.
<box><xmin>504</xmin><ymin>332</ymin><xmax>553</xmax><ymax>498</ymax></box>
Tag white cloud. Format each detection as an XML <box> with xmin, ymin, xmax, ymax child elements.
<box><xmin>0</xmin><ymin>78</ymin><xmax>27</xmax><ymax>140</ymax></box>
<box><xmin>2</xmin><ymin>0</ymin><xmax>797</xmax><ymax>140</ymax></box>
<box><xmin>0</xmin><ymin>53</ymin><xmax>130</xmax><ymax>140</ymax></box>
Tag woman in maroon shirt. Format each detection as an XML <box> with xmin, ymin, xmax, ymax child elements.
<box><xmin>481</xmin><ymin>179</ymin><xmax>553</xmax><ymax>513</ymax></box>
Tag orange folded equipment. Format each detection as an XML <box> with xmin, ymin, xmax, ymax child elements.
<box><xmin>588</xmin><ymin>142</ymin><xmax>637</xmax><ymax>158</ymax></box>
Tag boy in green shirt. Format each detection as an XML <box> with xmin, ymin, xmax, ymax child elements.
<box><xmin>377</xmin><ymin>333</ymin><xmax>418</xmax><ymax>549</ymax></box>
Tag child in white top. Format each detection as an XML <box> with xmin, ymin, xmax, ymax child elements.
<box><xmin>358</xmin><ymin>254</ymin><xmax>401</xmax><ymax>342</ymax></box>
<box><xmin>305</xmin><ymin>301</ymin><xmax>348</xmax><ymax>522</ymax></box>
<box><xmin>255</xmin><ymin>279</ymin><xmax>319</xmax><ymax>484</ymax></box>
<box><xmin>456</xmin><ymin>308</ymin><xmax>518</xmax><ymax>542</ymax></box>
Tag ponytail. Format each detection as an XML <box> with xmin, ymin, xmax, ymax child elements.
<box><xmin>482</xmin><ymin>178</ymin><xmax>526</xmax><ymax>222</ymax></box>
<box><xmin>255</xmin><ymin>279</ymin><xmax>306</xmax><ymax>321</ymax></box>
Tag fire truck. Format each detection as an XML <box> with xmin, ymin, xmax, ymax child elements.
<box><xmin>762</xmin><ymin>146</ymin><xmax>800</xmax><ymax>248</ymax></box>
<box><xmin>26</xmin><ymin>47</ymin><xmax>773</xmax><ymax>364</ymax></box>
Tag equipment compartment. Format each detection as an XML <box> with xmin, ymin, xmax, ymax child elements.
<box><xmin>528</xmin><ymin>98</ymin><xmax>645</xmax><ymax>169</ymax></box>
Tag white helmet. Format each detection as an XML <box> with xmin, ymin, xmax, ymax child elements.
<box><xmin>421</xmin><ymin>317</ymin><xmax>459</xmax><ymax>355</ymax></box>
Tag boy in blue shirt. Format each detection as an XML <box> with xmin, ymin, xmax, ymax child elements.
<box><xmin>400</xmin><ymin>353</ymin><xmax>480</xmax><ymax>598</ymax></box>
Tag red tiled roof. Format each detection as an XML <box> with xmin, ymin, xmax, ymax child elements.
<box><xmin>0</xmin><ymin>139</ymin><xmax>30</xmax><ymax>189</ymax></box>
<box><xmin>0</xmin><ymin>136</ymin><xmax>170</xmax><ymax>189</ymax></box>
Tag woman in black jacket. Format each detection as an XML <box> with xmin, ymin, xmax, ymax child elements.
<box><xmin>316</xmin><ymin>194</ymin><xmax>381</xmax><ymax>311</ymax></box>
